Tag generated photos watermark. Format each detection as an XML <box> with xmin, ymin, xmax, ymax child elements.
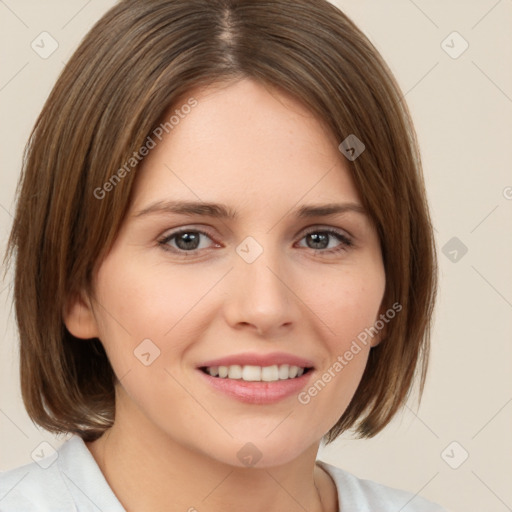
<box><xmin>297</xmin><ymin>301</ymin><xmax>402</xmax><ymax>405</ymax></box>
<box><xmin>93</xmin><ymin>97</ymin><xmax>198</xmax><ymax>200</ymax></box>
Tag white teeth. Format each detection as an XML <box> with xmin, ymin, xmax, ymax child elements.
<box><xmin>228</xmin><ymin>365</ymin><xmax>242</xmax><ymax>379</ymax></box>
<box><xmin>204</xmin><ymin>364</ymin><xmax>307</xmax><ymax>382</ymax></box>
<box><xmin>242</xmin><ymin>365</ymin><xmax>261</xmax><ymax>381</ymax></box>
<box><xmin>278</xmin><ymin>364</ymin><xmax>290</xmax><ymax>380</ymax></box>
<box><xmin>261</xmin><ymin>365</ymin><xmax>279</xmax><ymax>382</ymax></box>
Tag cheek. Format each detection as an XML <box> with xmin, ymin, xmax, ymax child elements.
<box><xmin>95</xmin><ymin>254</ymin><xmax>204</xmax><ymax>334</ymax></box>
<box><xmin>297</xmin><ymin>263</ymin><xmax>386</xmax><ymax>349</ymax></box>
<box><xmin>91</xmin><ymin>257</ymin><xmax>213</xmax><ymax>416</ymax></box>
<box><xmin>291</xmin><ymin>264</ymin><xmax>385</xmax><ymax>418</ymax></box>
<box><xmin>92</xmin><ymin>255</ymin><xmax>222</xmax><ymax>373</ymax></box>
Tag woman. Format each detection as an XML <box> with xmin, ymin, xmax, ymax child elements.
<box><xmin>1</xmin><ymin>0</ymin><xmax>443</xmax><ymax>510</ymax></box>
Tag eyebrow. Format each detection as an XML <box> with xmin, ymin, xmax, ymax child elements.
<box><xmin>134</xmin><ymin>200</ymin><xmax>367</xmax><ymax>219</ymax></box>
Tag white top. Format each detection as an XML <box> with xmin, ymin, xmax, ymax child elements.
<box><xmin>0</xmin><ymin>435</ymin><xmax>447</xmax><ymax>511</ymax></box>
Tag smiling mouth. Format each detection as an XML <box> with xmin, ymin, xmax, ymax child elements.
<box><xmin>200</xmin><ymin>364</ymin><xmax>313</xmax><ymax>382</ymax></box>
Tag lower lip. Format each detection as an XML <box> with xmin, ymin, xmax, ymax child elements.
<box><xmin>198</xmin><ymin>369</ymin><xmax>313</xmax><ymax>404</ymax></box>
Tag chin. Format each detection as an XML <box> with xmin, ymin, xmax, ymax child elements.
<box><xmin>199</xmin><ymin>429</ymin><xmax>319</xmax><ymax>469</ymax></box>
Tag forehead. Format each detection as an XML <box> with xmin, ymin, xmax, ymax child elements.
<box><xmin>131</xmin><ymin>78</ymin><xmax>360</xmax><ymax>212</ymax></box>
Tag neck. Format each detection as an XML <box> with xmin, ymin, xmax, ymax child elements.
<box><xmin>86</xmin><ymin>402</ymin><xmax>337</xmax><ymax>512</ymax></box>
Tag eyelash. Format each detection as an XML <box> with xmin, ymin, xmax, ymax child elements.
<box><xmin>157</xmin><ymin>227</ymin><xmax>353</xmax><ymax>257</ymax></box>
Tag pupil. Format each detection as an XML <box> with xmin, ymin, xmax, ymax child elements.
<box><xmin>308</xmin><ymin>233</ymin><xmax>328</xmax><ymax>249</ymax></box>
<box><xmin>176</xmin><ymin>232</ymin><xmax>200</xmax><ymax>250</ymax></box>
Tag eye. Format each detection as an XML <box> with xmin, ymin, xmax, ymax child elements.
<box><xmin>296</xmin><ymin>228</ymin><xmax>353</xmax><ymax>254</ymax></box>
<box><xmin>158</xmin><ymin>229</ymin><xmax>219</xmax><ymax>254</ymax></box>
<box><xmin>158</xmin><ymin>226</ymin><xmax>353</xmax><ymax>257</ymax></box>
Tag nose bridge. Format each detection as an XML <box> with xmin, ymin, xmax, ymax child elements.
<box><xmin>237</xmin><ymin>234</ymin><xmax>287</xmax><ymax>302</ymax></box>
<box><xmin>225</xmin><ymin>233</ymin><xmax>295</xmax><ymax>334</ymax></box>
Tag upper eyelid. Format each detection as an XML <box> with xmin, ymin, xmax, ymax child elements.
<box><xmin>160</xmin><ymin>226</ymin><xmax>218</xmax><ymax>242</ymax></box>
<box><xmin>160</xmin><ymin>223</ymin><xmax>351</xmax><ymax>236</ymax></box>
<box><xmin>301</xmin><ymin>225</ymin><xmax>352</xmax><ymax>238</ymax></box>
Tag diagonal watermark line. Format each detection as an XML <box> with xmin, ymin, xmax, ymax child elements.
<box><xmin>164</xmin><ymin>164</ymin><xmax>234</xmax><ymax>235</ymax></box>
<box><xmin>0</xmin><ymin>62</ymin><xmax>29</xmax><ymax>92</ymax></box>
<box><xmin>164</xmin><ymin>267</ymin><xmax>233</xmax><ymax>336</ymax></box>
<box><xmin>0</xmin><ymin>471</ymin><xmax>29</xmax><ymax>503</ymax></box>
<box><xmin>404</xmin><ymin>404</ymin><xmax>439</xmax><ymax>438</ymax></box>
<box><xmin>265</xmin><ymin>266</ymin><xmax>336</xmax><ymax>336</ymax></box>
<box><xmin>264</xmin><ymin>470</ymin><xmax>309</xmax><ymax>512</ymax></box>
<box><xmin>472</xmin><ymin>397</ymin><xmax>512</xmax><ymax>439</ymax></box>
<box><xmin>472</xmin><ymin>0</ymin><xmax>503</xmax><ymax>29</ymax></box>
<box><xmin>90</xmin><ymin>295</ymin><xmax>132</xmax><ymax>336</ymax></box>
<box><xmin>202</xmin><ymin>469</ymin><xmax>233</xmax><ymax>501</ymax></box>
<box><xmin>398</xmin><ymin>62</ymin><xmax>439</xmax><ymax>104</ymax></box>
<box><xmin>266</xmin><ymin>162</ymin><xmax>337</xmax><ymax>234</ymax></box>
<box><xmin>63</xmin><ymin>471</ymin><xmax>104</xmax><ymax>511</ymax></box>
<box><xmin>0</xmin><ymin>203</ymin><xmax>13</xmax><ymax>218</ymax></box>
<box><xmin>0</xmin><ymin>1</ymin><xmax>29</xmax><ymax>28</ymax></box>
<box><xmin>398</xmin><ymin>472</ymin><xmax>439</xmax><ymax>512</ymax></box>
<box><xmin>118</xmin><ymin>367</ymin><xmax>132</xmax><ymax>382</ymax></box>
<box><xmin>472</xmin><ymin>61</ymin><xmax>512</xmax><ymax>104</ymax></box>
<box><xmin>164</xmin><ymin>164</ymin><xmax>200</xmax><ymax>198</ymax></box>
<box><xmin>0</xmin><ymin>409</ymin><xmax>29</xmax><ymax>438</ymax></box>
<box><xmin>470</xmin><ymin>204</ymin><xmax>499</xmax><ymax>233</ymax></box>
<box><xmin>164</xmin><ymin>368</ymin><xmax>233</xmax><ymax>438</ymax></box>
<box><xmin>471</xmin><ymin>265</ymin><xmax>512</xmax><ymax>308</ymax></box>
<box><xmin>472</xmin><ymin>471</ymin><xmax>512</xmax><ymax>511</ymax></box>
<box><xmin>61</xmin><ymin>0</ymin><xmax>92</xmax><ymax>29</ymax></box>
<box><xmin>407</xmin><ymin>0</ymin><xmax>439</xmax><ymax>28</ymax></box>
<box><xmin>265</xmin><ymin>410</ymin><xmax>293</xmax><ymax>438</ymax></box>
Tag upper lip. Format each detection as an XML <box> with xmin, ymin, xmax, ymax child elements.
<box><xmin>198</xmin><ymin>352</ymin><xmax>315</xmax><ymax>369</ymax></box>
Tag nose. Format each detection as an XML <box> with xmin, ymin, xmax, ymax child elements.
<box><xmin>222</xmin><ymin>240</ymin><xmax>298</xmax><ymax>337</ymax></box>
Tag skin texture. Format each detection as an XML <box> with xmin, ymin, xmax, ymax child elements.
<box><xmin>65</xmin><ymin>78</ymin><xmax>386</xmax><ymax>512</ymax></box>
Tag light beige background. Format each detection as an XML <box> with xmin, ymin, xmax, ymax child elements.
<box><xmin>1</xmin><ymin>1</ymin><xmax>511</xmax><ymax>511</ymax></box>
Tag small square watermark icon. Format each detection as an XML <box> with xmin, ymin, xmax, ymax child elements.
<box><xmin>31</xmin><ymin>32</ymin><xmax>59</xmax><ymax>59</ymax></box>
<box><xmin>134</xmin><ymin>338</ymin><xmax>161</xmax><ymax>366</ymax></box>
<box><xmin>338</xmin><ymin>134</ymin><xmax>365</xmax><ymax>161</ymax></box>
<box><xmin>441</xmin><ymin>31</ymin><xmax>469</xmax><ymax>59</ymax></box>
<box><xmin>31</xmin><ymin>441</ymin><xmax>58</xmax><ymax>469</ymax></box>
<box><xmin>442</xmin><ymin>236</ymin><xmax>468</xmax><ymax>263</ymax></box>
<box><xmin>236</xmin><ymin>236</ymin><xmax>263</xmax><ymax>264</ymax></box>
<box><xmin>441</xmin><ymin>441</ymin><xmax>469</xmax><ymax>469</ymax></box>
<box><xmin>237</xmin><ymin>442</ymin><xmax>263</xmax><ymax>467</ymax></box>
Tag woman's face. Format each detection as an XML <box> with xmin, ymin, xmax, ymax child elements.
<box><xmin>85</xmin><ymin>78</ymin><xmax>386</xmax><ymax>467</ymax></box>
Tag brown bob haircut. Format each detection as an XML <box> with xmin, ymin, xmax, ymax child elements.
<box><xmin>6</xmin><ymin>0</ymin><xmax>436</xmax><ymax>443</ymax></box>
